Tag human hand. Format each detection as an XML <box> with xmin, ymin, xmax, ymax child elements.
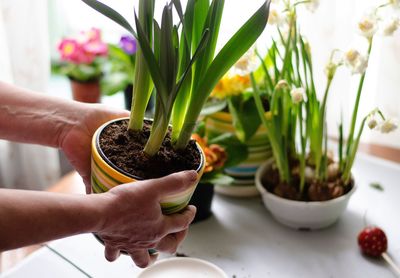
<box><xmin>94</xmin><ymin>170</ymin><xmax>198</xmax><ymax>268</ymax></box>
<box><xmin>59</xmin><ymin>103</ymin><xmax>129</xmax><ymax>193</ymax></box>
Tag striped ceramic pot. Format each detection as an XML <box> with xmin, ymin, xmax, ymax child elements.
<box><xmin>91</xmin><ymin>118</ymin><xmax>206</xmax><ymax>215</ymax></box>
<box><xmin>205</xmin><ymin>112</ymin><xmax>272</xmax><ymax>197</ymax></box>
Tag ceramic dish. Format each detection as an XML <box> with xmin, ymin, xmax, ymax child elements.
<box><xmin>137</xmin><ymin>257</ymin><xmax>228</xmax><ymax>278</ymax></box>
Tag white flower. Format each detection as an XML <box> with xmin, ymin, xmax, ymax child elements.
<box><xmin>380</xmin><ymin>17</ymin><xmax>399</xmax><ymax>36</ymax></box>
<box><xmin>290</xmin><ymin>87</ymin><xmax>305</xmax><ymax>104</ymax></box>
<box><xmin>343</xmin><ymin>49</ymin><xmax>368</xmax><ymax>74</ymax></box>
<box><xmin>379</xmin><ymin>119</ymin><xmax>398</xmax><ymax>133</ymax></box>
<box><xmin>268</xmin><ymin>8</ymin><xmax>285</xmax><ymax>26</ymax></box>
<box><xmin>368</xmin><ymin>118</ymin><xmax>378</xmax><ymax>129</ymax></box>
<box><xmin>389</xmin><ymin>0</ymin><xmax>400</xmax><ymax>9</ymax></box>
<box><xmin>232</xmin><ymin>48</ymin><xmax>258</xmax><ymax>76</ymax></box>
<box><xmin>305</xmin><ymin>0</ymin><xmax>320</xmax><ymax>13</ymax></box>
<box><xmin>357</xmin><ymin>14</ymin><xmax>378</xmax><ymax>39</ymax></box>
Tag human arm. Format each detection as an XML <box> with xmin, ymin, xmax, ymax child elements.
<box><xmin>0</xmin><ymin>81</ymin><xmax>129</xmax><ymax>190</ymax></box>
<box><xmin>0</xmin><ymin>171</ymin><xmax>197</xmax><ymax>268</ymax></box>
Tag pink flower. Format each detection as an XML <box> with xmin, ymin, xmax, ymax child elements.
<box><xmin>58</xmin><ymin>39</ymin><xmax>95</xmax><ymax>64</ymax></box>
<box><xmin>83</xmin><ymin>41</ymin><xmax>108</xmax><ymax>56</ymax></box>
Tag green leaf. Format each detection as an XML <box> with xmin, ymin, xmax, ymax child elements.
<box><xmin>201</xmin><ymin>172</ymin><xmax>234</xmax><ymax>185</ymax></box>
<box><xmin>101</xmin><ymin>72</ymin><xmax>130</xmax><ymax>96</ymax></box>
<box><xmin>228</xmin><ymin>95</ymin><xmax>262</xmax><ymax>142</ymax></box>
<box><xmin>209</xmin><ymin>133</ymin><xmax>248</xmax><ymax>168</ymax></box>
<box><xmin>200</xmin><ymin>99</ymin><xmax>227</xmax><ymax>116</ymax></box>
<box><xmin>81</xmin><ymin>0</ymin><xmax>136</xmax><ymax>37</ymax></box>
<box><xmin>134</xmin><ymin>12</ymin><xmax>168</xmax><ymax>112</ymax></box>
<box><xmin>370</xmin><ymin>182</ymin><xmax>384</xmax><ymax>191</ymax></box>
<box><xmin>176</xmin><ymin>0</ymin><xmax>270</xmax><ymax>149</ymax></box>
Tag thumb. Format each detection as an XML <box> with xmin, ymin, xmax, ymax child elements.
<box><xmin>145</xmin><ymin>170</ymin><xmax>199</xmax><ymax>199</ymax></box>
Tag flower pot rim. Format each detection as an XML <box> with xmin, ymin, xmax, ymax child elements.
<box><xmin>95</xmin><ymin>117</ymin><xmax>205</xmax><ymax>180</ymax></box>
<box><xmin>255</xmin><ymin>159</ymin><xmax>357</xmax><ymax>207</ymax></box>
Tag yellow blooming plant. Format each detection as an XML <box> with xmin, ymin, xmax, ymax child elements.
<box><xmin>207</xmin><ymin>48</ymin><xmax>266</xmax><ymax>143</ymax></box>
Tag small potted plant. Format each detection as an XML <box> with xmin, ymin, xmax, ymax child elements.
<box><xmin>252</xmin><ymin>0</ymin><xmax>398</xmax><ymax>229</ymax></box>
<box><xmin>205</xmin><ymin>50</ymin><xmax>273</xmax><ymax>197</ymax></box>
<box><xmin>55</xmin><ymin>28</ymin><xmax>108</xmax><ymax>103</ymax></box>
<box><xmin>83</xmin><ymin>0</ymin><xmax>270</xmax><ymax>216</ymax></box>
<box><xmin>190</xmin><ymin>124</ymin><xmax>248</xmax><ymax>222</ymax></box>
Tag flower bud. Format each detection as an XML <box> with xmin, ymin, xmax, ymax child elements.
<box><xmin>368</xmin><ymin>118</ymin><xmax>378</xmax><ymax>129</ymax></box>
<box><xmin>380</xmin><ymin>18</ymin><xmax>399</xmax><ymax>36</ymax></box>
<box><xmin>275</xmin><ymin>80</ymin><xmax>289</xmax><ymax>90</ymax></box>
<box><xmin>290</xmin><ymin>87</ymin><xmax>305</xmax><ymax>104</ymax></box>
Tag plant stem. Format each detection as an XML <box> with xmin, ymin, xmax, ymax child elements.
<box><xmin>345</xmin><ymin>38</ymin><xmax>373</xmax><ymax>161</ymax></box>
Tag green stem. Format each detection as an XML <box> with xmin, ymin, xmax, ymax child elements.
<box><xmin>298</xmin><ymin>103</ymin><xmax>306</xmax><ymax>194</ymax></box>
<box><xmin>345</xmin><ymin>38</ymin><xmax>373</xmax><ymax>160</ymax></box>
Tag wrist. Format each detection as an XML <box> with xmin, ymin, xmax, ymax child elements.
<box><xmin>84</xmin><ymin>192</ymin><xmax>114</xmax><ymax>234</ymax></box>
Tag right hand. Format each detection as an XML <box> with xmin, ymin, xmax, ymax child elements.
<box><xmin>94</xmin><ymin>170</ymin><xmax>198</xmax><ymax>268</ymax></box>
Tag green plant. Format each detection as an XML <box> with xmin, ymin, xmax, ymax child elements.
<box><xmin>82</xmin><ymin>0</ymin><xmax>270</xmax><ymax>156</ymax></box>
<box><xmin>101</xmin><ymin>35</ymin><xmax>137</xmax><ymax>96</ymax></box>
<box><xmin>251</xmin><ymin>0</ymin><xmax>397</xmax><ymax>198</ymax></box>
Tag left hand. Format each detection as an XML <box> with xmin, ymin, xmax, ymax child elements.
<box><xmin>59</xmin><ymin>102</ymin><xmax>129</xmax><ymax>193</ymax></box>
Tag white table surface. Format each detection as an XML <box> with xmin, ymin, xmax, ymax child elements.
<box><xmin>2</xmin><ymin>152</ymin><xmax>400</xmax><ymax>278</ymax></box>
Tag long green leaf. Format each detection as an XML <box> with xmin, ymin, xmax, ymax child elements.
<box><xmin>134</xmin><ymin>12</ymin><xmax>168</xmax><ymax>112</ymax></box>
<box><xmin>175</xmin><ymin>1</ymin><xmax>270</xmax><ymax>149</ymax></box>
<box><xmin>81</xmin><ymin>0</ymin><xmax>136</xmax><ymax>37</ymax></box>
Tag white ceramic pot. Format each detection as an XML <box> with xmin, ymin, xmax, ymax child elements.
<box><xmin>255</xmin><ymin>159</ymin><xmax>356</xmax><ymax>230</ymax></box>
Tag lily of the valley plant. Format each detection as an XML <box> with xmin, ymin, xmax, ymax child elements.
<box><xmin>83</xmin><ymin>0</ymin><xmax>270</xmax><ymax>156</ymax></box>
<box><xmin>251</xmin><ymin>0</ymin><xmax>397</xmax><ymax>199</ymax></box>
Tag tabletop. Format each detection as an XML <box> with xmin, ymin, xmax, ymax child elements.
<box><xmin>1</xmin><ymin>152</ymin><xmax>400</xmax><ymax>278</ymax></box>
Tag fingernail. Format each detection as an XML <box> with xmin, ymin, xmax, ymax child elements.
<box><xmin>184</xmin><ymin>170</ymin><xmax>198</xmax><ymax>182</ymax></box>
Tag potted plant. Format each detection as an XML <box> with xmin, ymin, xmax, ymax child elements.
<box><xmin>54</xmin><ymin>28</ymin><xmax>108</xmax><ymax>103</ymax></box>
<box><xmin>83</xmin><ymin>0</ymin><xmax>270</xmax><ymax>217</ymax></box>
<box><xmin>205</xmin><ymin>49</ymin><xmax>273</xmax><ymax>197</ymax></box>
<box><xmin>190</xmin><ymin>124</ymin><xmax>248</xmax><ymax>222</ymax></box>
<box><xmin>252</xmin><ymin>0</ymin><xmax>398</xmax><ymax>229</ymax></box>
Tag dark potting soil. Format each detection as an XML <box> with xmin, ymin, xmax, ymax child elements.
<box><xmin>261</xmin><ymin>163</ymin><xmax>353</xmax><ymax>202</ymax></box>
<box><xmin>99</xmin><ymin>120</ymin><xmax>201</xmax><ymax>179</ymax></box>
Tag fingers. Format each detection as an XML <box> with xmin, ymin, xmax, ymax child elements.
<box><xmin>156</xmin><ymin>229</ymin><xmax>189</xmax><ymax>253</ymax></box>
<box><xmin>146</xmin><ymin>171</ymin><xmax>198</xmax><ymax>199</ymax></box>
<box><xmin>163</xmin><ymin>205</ymin><xmax>196</xmax><ymax>234</ymax></box>
<box><xmin>129</xmin><ymin>249</ymin><xmax>158</xmax><ymax>268</ymax></box>
<box><xmin>104</xmin><ymin>244</ymin><xmax>120</xmax><ymax>262</ymax></box>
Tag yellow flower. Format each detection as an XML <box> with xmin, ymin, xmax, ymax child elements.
<box><xmin>211</xmin><ymin>73</ymin><xmax>251</xmax><ymax>99</ymax></box>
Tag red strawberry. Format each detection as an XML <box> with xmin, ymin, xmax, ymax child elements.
<box><xmin>358</xmin><ymin>227</ymin><xmax>388</xmax><ymax>257</ymax></box>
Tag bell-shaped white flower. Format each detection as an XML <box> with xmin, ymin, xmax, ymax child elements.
<box><xmin>343</xmin><ymin>49</ymin><xmax>368</xmax><ymax>74</ymax></box>
<box><xmin>358</xmin><ymin>14</ymin><xmax>378</xmax><ymax>39</ymax></box>
<box><xmin>305</xmin><ymin>0</ymin><xmax>320</xmax><ymax>13</ymax></box>
<box><xmin>380</xmin><ymin>17</ymin><xmax>399</xmax><ymax>36</ymax></box>
<box><xmin>232</xmin><ymin>47</ymin><xmax>258</xmax><ymax>76</ymax></box>
<box><xmin>268</xmin><ymin>8</ymin><xmax>285</xmax><ymax>27</ymax></box>
<box><xmin>290</xmin><ymin>87</ymin><xmax>305</xmax><ymax>104</ymax></box>
<box><xmin>379</xmin><ymin>119</ymin><xmax>398</xmax><ymax>133</ymax></box>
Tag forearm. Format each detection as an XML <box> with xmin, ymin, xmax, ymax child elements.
<box><xmin>0</xmin><ymin>189</ymin><xmax>104</xmax><ymax>251</ymax></box>
<box><xmin>0</xmin><ymin>81</ymin><xmax>85</xmax><ymax>147</ymax></box>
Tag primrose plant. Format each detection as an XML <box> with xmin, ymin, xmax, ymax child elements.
<box><xmin>83</xmin><ymin>0</ymin><xmax>271</xmax><ymax>156</ymax></box>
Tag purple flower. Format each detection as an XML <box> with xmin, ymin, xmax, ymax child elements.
<box><xmin>119</xmin><ymin>35</ymin><xmax>137</xmax><ymax>55</ymax></box>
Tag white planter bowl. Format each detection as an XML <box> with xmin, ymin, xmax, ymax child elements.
<box><xmin>255</xmin><ymin>160</ymin><xmax>356</xmax><ymax>230</ymax></box>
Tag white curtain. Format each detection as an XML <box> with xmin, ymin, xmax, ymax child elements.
<box><xmin>298</xmin><ymin>0</ymin><xmax>400</xmax><ymax>148</ymax></box>
<box><xmin>0</xmin><ymin>0</ymin><xmax>60</xmax><ymax>190</ymax></box>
